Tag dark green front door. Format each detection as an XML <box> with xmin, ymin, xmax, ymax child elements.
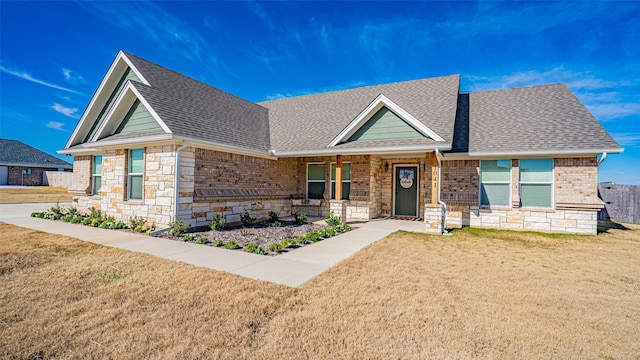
<box><xmin>395</xmin><ymin>166</ymin><xmax>418</xmax><ymax>216</ymax></box>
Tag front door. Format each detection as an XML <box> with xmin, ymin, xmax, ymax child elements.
<box><xmin>394</xmin><ymin>165</ymin><xmax>418</xmax><ymax>217</ymax></box>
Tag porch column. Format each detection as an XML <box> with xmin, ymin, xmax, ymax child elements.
<box><xmin>335</xmin><ymin>154</ymin><xmax>343</xmax><ymax>200</ymax></box>
<box><xmin>431</xmin><ymin>152</ymin><xmax>439</xmax><ymax>204</ymax></box>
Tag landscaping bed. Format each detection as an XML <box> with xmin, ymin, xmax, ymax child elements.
<box><xmin>30</xmin><ymin>204</ymin><xmax>352</xmax><ymax>256</ymax></box>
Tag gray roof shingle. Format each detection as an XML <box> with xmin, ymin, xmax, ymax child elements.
<box><xmin>259</xmin><ymin>75</ymin><xmax>460</xmax><ymax>153</ymax></box>
<box><xmin>122</xmin><ymin>52</ymin><xmax>271</xmax><ymax>152</ymax></box>
<box><xmin>466</xmin><ymin>84</ymin><xmax>621</xmax><ymax>154</ymax></box>
<box><xmin>0</xmin><ymin>139</ymin><xmax>73</xmax><ymax>168</ymax></box>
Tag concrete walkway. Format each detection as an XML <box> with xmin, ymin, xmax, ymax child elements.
<box><xmin>0</xmin><ymin>203</ymin><xmax>426</xmax><ymax>287</ymax></box>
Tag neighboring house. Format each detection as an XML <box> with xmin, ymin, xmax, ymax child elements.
<box><xmin>0</xmin><ymin>139</ymin><xmax>73</xmax><ymax>186</ymax></box>
<box><xmin>59</xmin><ymin>51</ymin><xmax>623</xmax><ymax>235</ymax></box>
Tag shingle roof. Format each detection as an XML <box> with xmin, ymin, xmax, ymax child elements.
<box><xmin>0</xmin><ymin>139</ymin><xmax>73</xmax><ymax>168</ymax></box>
<box><xmin>259</xmin><ymin>75</ymin><xmax>460</xmax><ymax>153</ymax></box>
<box><xmin>465</xmin><ymin>84</ymin><xmax>621</xmax><ymax>154</ymax></box>
<box><xmin>122</xmin><ymin>52</ymin><xmax>271</xmax><ymax>152</ymax></box>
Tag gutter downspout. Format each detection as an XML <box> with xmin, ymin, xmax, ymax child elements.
<box><xmin>597</xmin><ymin>152</ymin><xmax>607</xmax><ymax>166</ymax></box>
<box><xmin>435</xmin><ymin>148</ymin><xmax>449</xmax><ymax>235</ymax></box>
<box><xmin>150</xmin><ymin>140</ymin><xmax>188</xmax><ymax>237</ymax></box>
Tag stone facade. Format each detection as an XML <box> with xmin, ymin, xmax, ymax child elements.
<box><xmin>71</xmin><ymin>146</ymin><xmax>602</xmax><ymax>234</ymax></box>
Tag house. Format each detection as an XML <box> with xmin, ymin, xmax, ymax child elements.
<box><xmin>0</xmin><ymin>139</ymin><xmax>73</xmax><ymax>186</ymax></box>
<box><xmin>59</xmin><ymin>51</ymin><xmax>622</xmax><ymax>235</ymax></box>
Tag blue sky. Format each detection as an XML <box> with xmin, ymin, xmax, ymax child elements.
<box><xmin>1</xmin><ymin>1</ymin><xmax>638</xmax><ymax>184</ymax></box>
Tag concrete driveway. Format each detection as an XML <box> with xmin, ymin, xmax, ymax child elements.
<box><xmin>0</xmin><ymin>202</ymin><xmax>426</xmax><ymax>287</ymax></box>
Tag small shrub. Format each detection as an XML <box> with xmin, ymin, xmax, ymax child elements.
<box><xmin>212</xmin><ymin>239</ymin><xmax>223</xmax><ymax>247</ymax></box>
<box><xmin>90</xmin><ymin>218</ymin><xmax>101</xmax><ymax>227</ymax></box>
<box><xmin>337</xmin><ymin>224</ymin><xmax>352</xmax><ymax>233</ymax></box>
<box><xmin>170</xmin><ymin>217</ymin><xmax>188</xmax><ymax>237</ymax></box>
<box><xmin>319</xmin><ymin>229</ymin><xmax>331</xmax><ymax>238</ymax></box>
<box><xmin>115</xmin><ymin>222</ymin><xmax>127</xmax><ymax>229</ymax></box>
<box><xmin>326</xmin><ymin>227</ymin><xmax>336</xmax><ymax>237</ymax></box>
<box><xmin>71</xmin><ymin>216</ymin><xmax>83</xmax><ymax>224</ymax></box>
<box><xmin>268</xmin><ymin>211</ymin><xmax>279</xmax><ymax>223</ymax></box>
<box><xmin>50</xmin><ymin>202</ymin><xmax>64</xmax><ymax>217</ymax></box>
<box><xmin>295</xmin><ymin>236</ymin><xmax>307</xmax><ymax>245</ymax></box>
<box><xmin>30</xmin><ymin>212</ymin><xmax>42</xmax><ymax>218</ymax></box>
<box><xmin>134</xmin><ymin>225</ymin><xmax>148</xmax><ymax>233</ymax></box>
<box><xmin>241</xmin><ymin>211</ymin><xmax>256</xmax><ymax>227</ymax></box>
<box><xmin>128</xmin><ymin>216</ymin><xmax>146</xmax><ymax>230</ymax></box>
<box><xmin>182</xmin><ymin>234</ymin><xmax>195</xmax><ymax>242</ymax></box>
<box><xmin>293</xmin><ymin>212</ymin><xmax>308</xmax><ymax>225</ymax></box>
<box><xmin>81</xmin><ymin>217</ymin><xmax>93</xmax><ymax>226</ymax></box>
<box><xmin>267</xmin><ymin>243</ymin><xmax>283</xmax><ymax>253</ymax></box>
<box><xmin>280</xmin><ymin>238</ymin><xmax>297</xmax><ymax>249</ymax></box>
<box><xmin>210</xmin><ymin>214</ymin><xmax>226</xmax><ymax>231</ymax></box>
<box><xmin>88</xmin><ymin>207</ymin><xmax>102</xmax><ymax>221</ymax></box>
<box><xmin>67</xmin><ymin>207</ymin><xmax>78</xmax><ymax>216</ymax></box>
<box><xmin>196</xmin><ymin>236</ymin><xmax>208</xmax><ymax>245</ymax></box>
<box><xmin>245</xmin><ymin>242</ymin><xmax>265</xmax><ymax>254</ymax></box>
<box><xmin>62</xmin><ymin>214</ymin><xmax>74</xmax><ymax>222</ymax></box>
<box><xmin>325</xmin><ymin>213</ymin><xmax>341</xmax><ymax>227</ymax></box>
<box><xmin>225</xmin><ymin>241</ymin><xmax>240</xmax><ymax>250</ymax></box>
<box><xmin>305</xmin><ymin>231</ymin><xmax>321</xmax><ymax>242</ymax></box>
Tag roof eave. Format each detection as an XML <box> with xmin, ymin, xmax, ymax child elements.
<box><xmin>442</xmin><ymin>148</ymin><xmax>624</xmax><ymax>159</ymax></box>
<box><xmin>274</xmin><ymin>144</ymin><xmax>452</xmax><ymax>157</ymax></box>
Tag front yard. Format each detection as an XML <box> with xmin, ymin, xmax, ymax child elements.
<box><xmin>1</xmin><ymin>221</ymin><xmax>639</xmax><ymax>359</ymax></box>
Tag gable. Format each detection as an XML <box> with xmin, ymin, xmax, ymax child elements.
<box><xmin>347</xmin><ymin>107</ymin><xmax>425</xmax><ymax>142</ymax></box>
<box><xmin>328</xmin><ymin>94</ymin><xmax>445</xmax><ymax>147</ymax></box>
<box><xmin>115</xmin><ymin>99</ymin><xmax>161</xmax><ymax>134</ymax></box>
<box><xmin>84</xmin><ymin>68</ymin><xmax>141</xmax><ymax>142</ymax></box>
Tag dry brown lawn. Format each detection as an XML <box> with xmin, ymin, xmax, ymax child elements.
<box><xmin>0</xmin><ymin>187</ymin><xmax>72</xmax><ymax>204</ymax></box>
<box><xmin>1</xmin><ymin>222</ymin><xmax>639</xmax><ymax>359</ymax></box>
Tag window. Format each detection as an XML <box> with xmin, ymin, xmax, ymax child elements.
<box><xmin>519</xmin><ymin>159</ymin><xmax>553</xmax><ymax>208</ymax></box>
<box><xmin>480</xmin><ymin>160</ymin><xmax>511</xmax><ymax>207</ymax></box>
<box><xmin>307</xmin><ymin>163</ymin><xmax>326</xmax><ymax>199</ymax></box>
<box><xmin>92</xmin><ymin>155</ymin><xmax>102</xmax><ymax>196</ymax></box>
<box><xmin>330</xmin><ymin>162</ymin><xmax>351</xmax><ymax>200</ymax></box>
<box><xmin>128</xmin><ymin>148</ymin><xmax>144</xmax><ymax>200</ymax></box>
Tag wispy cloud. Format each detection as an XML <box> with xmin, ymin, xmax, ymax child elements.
<box><xmin>46</xmin><ymin>121</ymin><xmax>67</xmax><ymax>131</ymax></box>
<box><xmin>611</xmin><ymin>132</ymin><xmax>640</xmax><ymax>147</ymax></box>
<box><xmin>0</xmin><ymin>65</ymin><xmax>82</xmax><ymax>94</ymax></box>
<box><xmin>52</xmin><ymin>103</ymin><xmax>80</xmax><ymax>119</ymax></box>
<box><xmin>78</xmin><ymin>1</ymin><xmax>218</xmax><ymax>66</ymax></box>
<box><xmin>243</xmin><ymin>1</ymin><xmax>274</xmax><ymax>30</ymax></box>
<box><xmin>62</xmin><ymin>68</ymin><xmax>85</xmax><ymax>84</ymax></box>
<box><xmin>465</xmin><ymin>68</ymin><xmax>640</xmax><ymax>122</ymax></box>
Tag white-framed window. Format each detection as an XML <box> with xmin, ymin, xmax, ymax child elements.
<box><xmin>307</xmin><ymin>163</ymin><xmax>326</xmax><ymax>200</ymax></box>
<box><xmin>519</xmin><ymin>158</ymin><xmax>554</xmax><ymax>208</ymax></box>
<box><xmin>128</xmin><ymin>148</ymin><xmax>144</xmax><ymax>201</ymax></box>
<box><xmin>330</xmin><ymin>162</ymin><xmax>351</xmax><ymax>200</ymax></box>
<box><xmin>480</xmin><ymin>160</ymin><xmax>511</xmax><ymax>207</ymax></box>
<box><xmin>92</xmin><ymin>155</ymin><xmax>102</xmax><ymax>196</ymax></box>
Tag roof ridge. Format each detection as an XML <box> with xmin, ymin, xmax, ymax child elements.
<box><xmin>259</xmin><ymin>74</ymin><xmax>461</xmax><ymax>104</ymax></box>
<box><xmin>121</xmin><ymin>50</ymin><xmax>267</xmax><ymax>110</ymax></box>
<box><xmin>464</xmin><ymin>82</ymin><xmax>567</xmax><ymax>95</ymax></box>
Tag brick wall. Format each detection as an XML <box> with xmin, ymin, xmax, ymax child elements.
<box><xmin>6</xmin><ymin>166</ymin><xmax>56</xmax><ymax>186</ymax></box>
<box><xmin>555</xmin><ymin>157</ymin><xmax>601</xmax><ymax>210</ymax></box>
<box><xmin>70</xmin><ymin>155</ymin><xmax>91</xmax><ymax>195</ymax></box>
<box><xmin>441</xmin><ymin>160</ymin><xmax>479</xmax><ymax>207</ymax></box>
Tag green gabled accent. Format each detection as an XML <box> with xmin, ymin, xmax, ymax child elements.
<box><xmin>84</xmin><ymin>68</ymin><xmax>142</xmax><ymax>142</ymax></box>
<box><xmin>346</xmin><ymin>107</ymin><xmax>426</xmax><ymax>142</ymax></box>
<box><xmin>115</xmin><ymin>99</ymin><xmax>160</xmax><ymax>134</ymax></box>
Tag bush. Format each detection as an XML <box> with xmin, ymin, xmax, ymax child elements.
<box><xmin>293</xmin><ymin>212</ymin><xmax>308</xmax><ymax>225</ymax></box>
<box><xmin>324</xmin><ymin>213</ymin><xmax>341</xmax><ymax>227</ymax></box>
<box><xmin>196</xmin><ymin>236</ymin><xmax>208</xmax><ymax>245</ymax></box>
<box><xmin>268</xmin><ymin>211</ymin><xmax>279</xmax><ymax>223</ymax></box>
<box><xmin>326</xmin><ymin>227</ymin><xmax>336</xmax><ymax>237</ymax></box>
<box><xmin>90</xmin><ymin>218</ymin><xmax>101</xmax><ymax>227</ymax></box>
<box><xmin>182</xmin><ymin>234</ymin><xmax>195</xmax><ymax>242</ymax></box>
<box><xmin>128</xmin><ymin>216</ymin><xmax>146</xmax><ymax>230</ymax></box>
<box><xmin>62</xmin><ymin>214</ymin><xmax>75</xmax><ymax>222</ymax></box>
<box><xmin>225</xmin><ymin>241</ymin><xmax>240</xmax><ymax>250</ymax></box>
<box><xmin>134</xmin><ymin>225</ymin><xmax>147</xmax><ymax>233</ymax></box>
<box><xmin>319</xmin><ymin>229</ymin><xmax>331</xmax><ymax>238</ymax></box>
<box><xmin>245</xmin><ymin>242</ymin><xmax>265</xmax><ymax>254</ymax></box>
<box><xmin>295</xmin><ymin>236</ymin><xmax>307</xmax><ymax>245</ymax></box>
<box><xmin>305</xmin><ymin>231</ymin><xmax>321</xmax><ymax>242</ymax></box>
<box><xmin>88</xmin><ymin>207</ymin><xmax>103</xmax><ymax>221</ymax></box>
<box><xmin>81</xmin><ymin>217</ymin><xmax>92</xmax><ymax>226</ymax></box>
<box><xmin>212</xmin><ymin>239</ymin><xmax>223</xmax><ymax>247</ymax></box>
<box><xmin>71</xmin><ymin>216</ymin><xmax>83</xmax><ymax>224</ymax></box>
<box><xmin>241</xmin><ymin>211</ymin><xmax>255</xmax><ymax>228</ymax></box>
<box><xmin>210</xmin><ymin>214</ymin><xmax>226</xmax><ymax>231</ymax></box>
<box><xmin>280</xmin><ymin>238</ymin><xmax>297</xmax><ymax>249</ymax></box>
<box><xmin>267</xmin><ymin>242</ymin><xmax>283</xmax><ymax>253</ymax></box>
<box><xmin>170</xmin><ymin>217</ymin><xmax>188</xmax><ymax>237</ymax></box>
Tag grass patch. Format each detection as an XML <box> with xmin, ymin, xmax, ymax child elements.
<box><xmin>1</xmin><ymin>221</ymin><xmax>639</xmax><ymax>359</ymax></box>
<box><xmin>0</xmin><ymin>187</ymin><xmax>72</xmax><ymax>204</ymax></box>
